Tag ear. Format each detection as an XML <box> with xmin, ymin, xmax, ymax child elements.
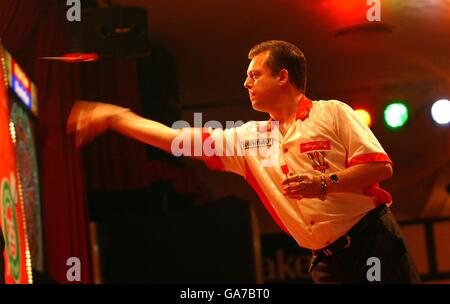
<box><xmin>278</xmin><ymin>69</ymin><xmax>289</xmax><ymax>86</ymax></box>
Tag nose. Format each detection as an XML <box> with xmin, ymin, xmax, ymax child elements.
<box><xmin>244</xmin><ymin>76</ymin><xmax>252</xmax><ymax>89</ymax></box>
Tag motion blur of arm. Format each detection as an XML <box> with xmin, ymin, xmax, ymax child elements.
<box><xmin>66</xmin><ymin>100</ymin><xmax>203</xmax><ymax>155</ymax></box>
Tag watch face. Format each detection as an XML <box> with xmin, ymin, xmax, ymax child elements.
<box><xmin>330</xmin><ymin>174</ymin><xmax>339</xmax><ymax>183</ymax></box>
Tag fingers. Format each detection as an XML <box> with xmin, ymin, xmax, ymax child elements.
<box><xmin>281</xmin><ymin>174</ymin><xmax>303</xmax><ymax>185</ymax></box>
<box><xmin>67</xmin><ymin>100</ymin><xmax>93</xmax><ymax>134</ymax></box>
<box><xmin>284</xmin><ymin>187</ymin><xmax>304</xmax><ymax>199</ymax></box>
<box><xmin>76</xmin><ymin>117</ymin><xmax>91</xmax><ymax>147</ymax></box>
<box><xmin>66</xmin><ymin>103</ymin><xmax>81</xmax><ymax>134</ymax></box>
<box><xmin>69</xmin><ymin>102</ymin><xmax>124</xmax><ymax>147</ymax></box>
<box><xmin>283</xmin><ymin>182</ymin><xmax>306</xmax><ymax>196</ymax></box>
<box><xmin>67</xmin><ymin>100</ymin><xmax>100</xmax><ymax>147</ymax></box>
<box><xmin>282</xmin><ymin>174</ymin><xmax>314</xmax><ymax>199</ymax></box>
<box><xmin>284</xmin><ymin>182</ymin><xmax>306</xmax><ymax>192</ymax></box>
<box><xmin>282</xmin><ymin>174</ymin><xmax>304</xmax><ymax>196</ymax></box>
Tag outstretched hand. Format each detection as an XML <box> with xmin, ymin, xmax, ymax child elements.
<box><xmin>66</xmin><ymin>100</ymin><xmax>127</xmax><ymax>147</ymax></box>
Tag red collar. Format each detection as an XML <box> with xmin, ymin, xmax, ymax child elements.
<box><xmin>295</xmin><ymin>95</ymin><xmax>313</xmax><ymax>121</ymax></box>
<box><xmin>258</xmin><ymin>95</ymin><xmax>312</xmax><ymax>132</ymax></box>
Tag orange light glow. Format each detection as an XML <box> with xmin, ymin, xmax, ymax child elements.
<box><xmin>355</xmin><ymin>109</ymin><xmax>372</xmax><ymax>127</ymax></box>
<box><xmin>319</xmin><ymin>0</ymin><xmax>368</xmax><ymax>26</ymax></box>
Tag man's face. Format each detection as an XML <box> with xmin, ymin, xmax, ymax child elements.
<box><xmin>244</xmin><ymin>51</ymin><xmax>280</xmax><ymax>112</ymax></box>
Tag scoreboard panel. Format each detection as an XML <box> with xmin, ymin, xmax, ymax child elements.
<box><xmin>1</xmin><ymin>41</ymin><xmax>43</xmax><ymax>284</ymax></box>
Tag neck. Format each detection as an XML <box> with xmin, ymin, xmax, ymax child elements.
<box><xmin>270</xmin><ymin>92</ymin><xmax>304</xmax><ymax>125</ymax></box>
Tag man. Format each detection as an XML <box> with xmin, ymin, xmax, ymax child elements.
<box><xmin>67</xmin><ymin>40</ymin><xmax>420</xmax><ymax>283</ymax></box>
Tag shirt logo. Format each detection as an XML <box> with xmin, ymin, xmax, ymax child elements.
<box><xmin>300</xmin><ymin>141</ymin><xmax>331</xmax><ymax>173</ymax></box>
<box><xmin>241</xmin><ymin>138</ymin><xmax>273</xmax><ymax>150</ymax></box>
<box><xmin>300</xmin><ymin>141</ymin><xmax>331</xmax><ymax>153</ymax></box>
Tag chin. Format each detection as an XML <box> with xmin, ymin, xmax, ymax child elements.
<box><xmin>251</xmin><ymin>103</ymin><xmax>269</xmax><ymax>113</ymax></box>
<box><xmin>250</xmin><ymin>101</ymin><xmax>260</xmax><ymax>110</ymax></box>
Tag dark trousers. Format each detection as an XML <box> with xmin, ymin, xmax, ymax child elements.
<box><xmin>310</xmin><ymin>207</ymin><xmax>420</xmax><ymax>283</ymax></box>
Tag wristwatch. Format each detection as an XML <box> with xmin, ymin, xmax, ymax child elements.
<box><xmin>329</xmin><ymin>173</ymin><xmax>339</xmax><ymax>184</ymax></box>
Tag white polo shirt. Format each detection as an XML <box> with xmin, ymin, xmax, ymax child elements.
<box><xmin>201</xmin><ymin>96</ymin><xmax>392</xmax><ymax>250</ymax></box>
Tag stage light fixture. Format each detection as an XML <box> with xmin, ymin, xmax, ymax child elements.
<box><xmin>384</xmin><ymin>102</ymin><xmax>408</xmax><ymax>129</ymax></box>
<box><xmin>354</xmin><ymin>109</ymin><xmax>372</xmax><ymax>127</ymax></box>
<box><xmin>431</xmin><ymin>99</ymin><xmax>450</xmax><ymax>125</ymax></box>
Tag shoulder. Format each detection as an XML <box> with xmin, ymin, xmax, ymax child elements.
<box><xmin>313</xmin><ymin>99</ymin><xmax>353</xmax><ymax>115</ymax></box>
<box><xmin>312</xmin><ymin>99</ymin><xmax>353</xmax><ymax>110</ymax></box>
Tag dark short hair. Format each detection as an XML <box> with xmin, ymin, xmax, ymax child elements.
<box><xmin>248</xmin><ymin>40</ymin><xmax>307</xmax><ymax>92</ymax></box>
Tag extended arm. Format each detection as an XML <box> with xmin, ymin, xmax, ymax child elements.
<box><xmin>66</xmin><ymin>100</ymin><xmax>204</xmax><ymax>155</ymax></box>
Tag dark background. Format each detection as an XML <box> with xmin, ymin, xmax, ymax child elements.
<box><xmin>0</xmin><ymin>0</ymin><xmax>448</xmax><ymax>283</ymax></box>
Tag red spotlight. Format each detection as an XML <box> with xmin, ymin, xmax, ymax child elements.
<box><xmin>319</xmin><ymin>0</ymin><xmax>367</xmax><ymax>25</ymax></box>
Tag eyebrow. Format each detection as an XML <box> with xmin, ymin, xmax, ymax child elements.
<box><xmin>247</xmin><ymin>70</ymin><xmax>261</xmax><ymax>76</ymax></box>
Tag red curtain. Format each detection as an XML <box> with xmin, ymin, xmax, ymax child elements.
<box><xmin>80</xmin><ymin>59</ymin><xmax>203</xmax><ymax>196</ymax></box>
<box><xmin>0</xmin><ymin>0</ymin><xmax>203</xmax><ymax>283</ymax></box>
<box><xmin>0</xmin><ymin>0</ymin><xmax>92</xmax><ymax>283</ymax></box>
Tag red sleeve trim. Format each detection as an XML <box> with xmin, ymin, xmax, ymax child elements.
<box><xmin>201</xmin><ymin>130</ymin><xmax>225</xmax><ymax>171</ymax></box>
<box><xmin>363</xmin><ymin>183</ymin><xmax>393</xmax><ymax>205</ymax></box>
<box><xmin>349</xmin><ymin>153</ymin><xmax>393</xmax><ymax>166</ymax></box>
<box><xmin>203</xmin><ymin>156</ymin><xmax>225</xmax><ymax>171</ymax></box>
